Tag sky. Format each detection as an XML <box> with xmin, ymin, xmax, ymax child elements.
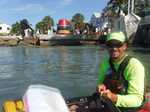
<box><xmin>0</xmin><ymin>0</ymin><xmax>109</xmax><ymax>27</ymax></box>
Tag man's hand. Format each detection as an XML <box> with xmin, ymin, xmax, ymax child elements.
<box><xmin>97</xmin><ymin>84</ymin><xmax>118</xmax><ymax>103</ymax></box>
<box><xmin>97</xmin><ymin>84</ymin><xmax>106</xmax><ymax>93</ymax></box>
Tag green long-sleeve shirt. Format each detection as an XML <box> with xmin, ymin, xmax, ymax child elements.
<box><xmin>97</xmin><ymin>55</ymin><xmax>145</xmax><ymax>107</ymax></box>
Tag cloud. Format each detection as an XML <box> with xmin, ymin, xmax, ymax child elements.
<box><xmin>0</xmin><ymin>0</ymin><xmax>9</xmax><ymax>6</ymax></box>
<box><xmin>60</xmin><ymin>0</ymin><xmax>73</xmax><ymax>6</ymax></box>
<box><xmin>12</xmin><ymin>3</ymin><xmax>44</xmax><ymax>12</ymax></box>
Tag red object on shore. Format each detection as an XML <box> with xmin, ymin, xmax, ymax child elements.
<box><xmin>58</xmin><ymin>19</ymin><xmax>70</xmax><ymax>26</ymax></box>
<box><xmin>57</xmin><ymin>19</ymin><xmax>71</xmax><ymax>35</ymax></box>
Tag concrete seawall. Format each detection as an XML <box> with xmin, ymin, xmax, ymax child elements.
<box><xmin>0</xmin><ymin>35</ymin><xmax>101</xmax><ymax>47</ymax></box>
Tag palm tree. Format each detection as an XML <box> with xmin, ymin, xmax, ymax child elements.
<box><xmin>105</xmin><ymin>0</ymin><xmax>128</xmax><ymax>16</ymax></box>
<box><xmin>71</xmin><ymin>13</ymin><xmax>85</xmax><ymax>33</ymax></box>
<box><xmin>36</xmin><ymin>21</ymin><xmax>45</xmax><ymax>34</ymax></box>
<box><xmin>10</xmin><ymin>22</ymin><xmax>21</xmax><ymax>35</ymax></box>
<box><xmin>20</xmin><ymin>19</ymin><xmax>33</xmax><ymax>37</ymax></box>
<box><xmin>36</xmin><ymin>16</ymin><xmax>54</xmax><ymax>34</ymax></box>
<box><xmin>42</xmin><ymin>16</ymin><xmax>54</xmax><ymax>34</ymax></box>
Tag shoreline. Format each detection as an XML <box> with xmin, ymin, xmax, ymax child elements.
<box><xmin>1</xmin><ymin>35</ymin><xmax>150</xmax><ymax>48</ymax></box>
<box><xmin>0</xmin><ymin>35</ymin><xmax>102</xmax><ymax>47</ymax></box>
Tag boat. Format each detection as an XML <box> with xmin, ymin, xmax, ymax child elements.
<box><xmin>112</xmin><ymin>0</ymin><xmax>150</xmax><ymax>47</ymax></box>
<box><xmin>132</xmin><ymin>15</ymin><xmax>150</xmax><ymax>47</ymax></box>
<box><xmin>2</xmin><ymin>84</ymin><xmax>150</xmax><ymax>112</ymax></box>
<box><xmin>112</xmin><ymin>0</ymin><xmax>141</xmax><ymax>40</ymax></box>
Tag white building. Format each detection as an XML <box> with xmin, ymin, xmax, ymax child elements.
<box><xmin>90</xmin><ymin>12</ymin><xmax>101</xmax><ymax>29</ymax></box>
<box><xmin>0</xmin><ymin>23</ymin><xmax>11</xmax><ymax>34</ymax></box>
<box><xmin>90</xmin><ymin>12</ymin><xmax>110</xmax><ymax>32</ymax></box>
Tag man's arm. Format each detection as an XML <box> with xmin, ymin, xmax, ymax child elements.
<box><xmin>97</xmin><ymin>57</ymin><xmax>109</xmax><ymax>85</ymax></box>
<box><xmin>116</xmin><ymin>58</ymin><xmax>145</xmax><ymax>107</ymax></box>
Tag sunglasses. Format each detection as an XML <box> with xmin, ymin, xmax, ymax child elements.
<box><xmin>106</xmin><ymin>42</ymin><xmax>123</xmax><ymax>48</ymax></box>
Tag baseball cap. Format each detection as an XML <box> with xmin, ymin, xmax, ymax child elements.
<box><xmin>106</xmin><ymin>31</ymin><xmax>127</xmax><ymax>48</ymax></box>
<box><xmin>106</xmin><ymin>31</ymin><xmax>127</xmax><ymax>43</ymax></box>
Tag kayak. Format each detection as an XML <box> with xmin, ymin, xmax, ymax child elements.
<box><xmin>3</xmin><ymin>84</ymin><xmax>69</xmax><ymax>112</ymax></box>
<box><xmin>3</xmin><ymin>94</ymin><xmax>119</xmax><ymax>112</ymax></box>
<box><xmin>2</xmin><ymin>85</ymin><xmax>150</xmax><ymax>112</ymax></box>
<box><xmin>3</xmin><ymin>93</ymin><xmax>150</xmax><ymax>112</ymax></box>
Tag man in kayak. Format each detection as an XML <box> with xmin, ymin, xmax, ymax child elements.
<box><xmin>97</xmin><ymin>31</ymin><xmax>145</xmax><ymax>112</ymax></box>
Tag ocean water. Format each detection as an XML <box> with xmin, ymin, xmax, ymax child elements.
<box><xmin>0</xmin><ymin>46</ymin><xmax>149</xmax><ymax>110</ymax></box>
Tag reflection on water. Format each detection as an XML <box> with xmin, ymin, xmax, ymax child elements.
<box><xmin>0</xmin><ymin>46</ymin><xmax>149</xmax><ymax>108</ymax></box>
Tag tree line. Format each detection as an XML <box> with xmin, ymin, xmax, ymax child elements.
<box><xmin>11</xmin><ymin>1</ymin><xmax>150</xmax><ymax>37</ymax></box>
<box><xmin>10</xmin><ymin>13</ymin><xmax>94</xmax><ymax>36</ymax></box>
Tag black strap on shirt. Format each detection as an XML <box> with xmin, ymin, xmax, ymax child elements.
<box><xmin>109</xmin><ymin>55</ymin><xmax>132</xmax><ymax>80</ymax></box>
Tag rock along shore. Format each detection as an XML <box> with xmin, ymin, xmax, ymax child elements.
<box><xmin>0</xmin><ymin>36</ymin><xmax>20</xmax><ymax>46</ymax></box>
<box><xmin>0</xmin><ymin>36</ymin><xmax>41</xmax><ymax>47</ymax></box>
